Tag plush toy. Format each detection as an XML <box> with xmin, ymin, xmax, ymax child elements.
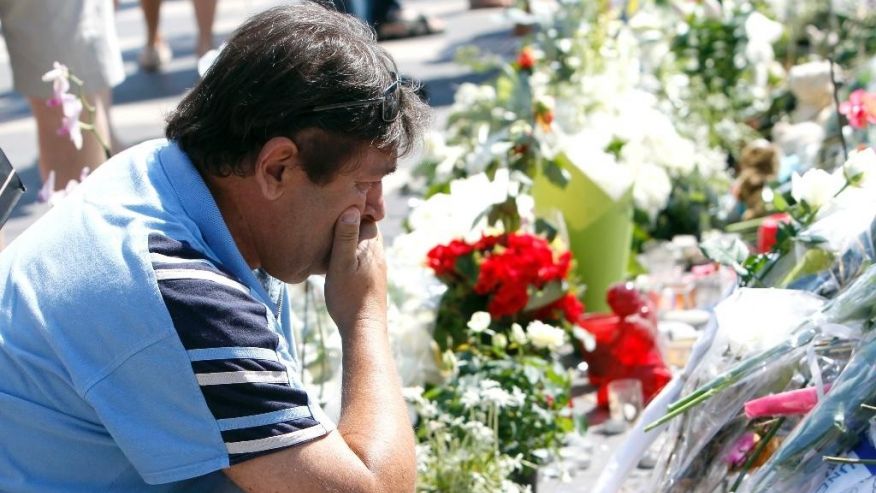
<box><xmin>579</xmin><ymin>282</ymin><xmax>671</xmax><ymax>407</ymax></box>
<box><xmin>733</xmin><ymin>139</ymin><xmax>779</xmax><ymax>220</ymax></box>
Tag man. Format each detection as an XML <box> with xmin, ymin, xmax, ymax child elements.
<box><xmin>0</xmin><ymin>3</ymin><xmax>429</xmax><ymax>492</ymax></box>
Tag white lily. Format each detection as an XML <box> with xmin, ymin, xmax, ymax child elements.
<box><xmin>791</xmin><ymin>169</ymin><xmax>844</xmax><ymax>210</ymax></box>
<box><xmin>843</xmin><ymin>147</ymin><xmax>876</xmax><ymax>188</ymax></box>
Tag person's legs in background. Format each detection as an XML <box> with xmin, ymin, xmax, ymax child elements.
<box><xmin>138</xmin><ymin>0</ymin><xmax>172</xmax><ymax>71</ymax></box>
<box><xmin>139</xmin><ymin>0</ymin><xmax>217</xmax><ymax>71</ymax></box>
<box><xmin>369</xmin><ymin>0</ymin><xmax>444</xmax><ymax>39</ymax></box>
<box><xmin>0</xmin><ymin>0</ymin><xmax>124</xmax><ymax>189</ymax></box>
<box><xmin>369</xmin><ymin>0</ymin><xmax>398</xmax><ymax>26</ymax></box>
<box><xmin>193</xmin><ymin>0</ymin><xmax>217</xmax><ymax>57</ymax></box>
<box><xmin>344</xmin><ymin>0</ymin><xmax>444</xmax><ymax>41</ymax></box>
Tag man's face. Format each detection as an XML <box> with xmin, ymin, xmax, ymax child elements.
<box><xmin>265</xmin><ymin>145</ymin><xmax>395</xmax><ymax>283</ymax></box>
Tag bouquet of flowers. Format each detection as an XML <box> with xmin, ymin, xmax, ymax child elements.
<box><xmin>637</xmin><ymin>149</ymin><xmax>876</xmax><ymax>492</ymax></box>
<box><xmin>426</xmin><ymin>231</ymin><xmax>585</xmax><ymax>352</ymax></box>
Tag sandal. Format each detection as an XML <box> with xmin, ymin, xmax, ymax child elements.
<box><xmin>469</xmin><ymin>0</ymin><xmax>513</xmax><ymax>9</ymax></box>
<box><xmin>138</xmin><ymin>42</ymin><xmax>172</xmax><ymax>73</ymax></box>
<box><xmin>376</xmin><ymin>9</ymin><xmax>445</xmax><ymax>41</ymax></box>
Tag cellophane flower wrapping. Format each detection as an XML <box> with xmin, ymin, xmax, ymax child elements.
<box><xmin>649</xmin><ymin>288</ymin><xmax>825</xmax><ymax>492</ymax></box>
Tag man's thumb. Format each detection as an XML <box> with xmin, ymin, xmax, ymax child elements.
<box><xmin>332</xmin><ymin>207</ymin><xmax>361</xmax><ymax>259</ymax></box>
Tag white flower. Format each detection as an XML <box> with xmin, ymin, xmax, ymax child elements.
<box><xmin>745</xmin><ymin>12</ymin><xmax>783</xmax><ymax>61</ymax></box>
<box><xmin>791</xmin><ymin>169</ymin><xmax>844</xmax><ymax>209</ymax></box>
<box><xmin>510</xmin><ymin>323</ymin><xmax>528</xmax><ymax>345</ymax></box>
<box><xmin>558</xmin><ymin>133</ymin><xmax>633</xmax><ymax>202</ymax></box>
<box><xmin>41</xmin><ymin>61</ymin><xmax>70</xmax><ymax>104</ymax></box>
<box><xmin>463</xmin><ymin>421</ymin><xmax>495</xmax><ymax>443</ymax></box>
<box><xmin>492</xmin><ymin>333</ymin><xmax>508</xmax><ymax>350</ymax></box>
<box><xmin>632</xmin><ymin>163</ymin><xmax>672</xmax><ymax>218</ymax></box>
<box><xmin>526</xmin><ymin>320</ymin><xmax>566</xmax><ymax>351</ymax></box>
<box><xmin>461</xmin><ymin>387</ymin><xmax>481</xmax><ymax>409</ymax></box>
<box><xmin>402</xmin><ymin>386</ymin><xmax>424</xmax><ymax>402</ymax></box>
<box><xmin>467</xmin><ymin>311</ymin><xmax>491</xmax><ymax>333</ymax></box>
<box><xmin>509</xmin><ymin>386</ymin><xmax>527</xmax><ymax>407</ymax></box>
<box><xmin>480</xmin><ymin>379</ymin><xmax>518</xmax><ymax>408</ymax></box>
<box><xmin>843</xmin><ymin>147</ymin><xmax>876</xmax><ymax>188</ymax></box>
<box><xmin>41</xmin><ymin>61</ymin><xmax>69</xmax><ymax>83</ymax></box>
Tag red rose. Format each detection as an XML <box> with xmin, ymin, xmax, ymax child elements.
<box><xmin>488</xmin><ymin>283</ymin><xmax>529</xmax><ymax>318</ymax></box>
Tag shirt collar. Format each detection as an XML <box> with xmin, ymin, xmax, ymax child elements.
<box><xmin>157</xmin><ymin>141</ymin><xmax>274</xmax><ymax>306</ymax></box>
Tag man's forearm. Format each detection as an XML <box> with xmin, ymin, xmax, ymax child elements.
<box><xmin>337</xmin><ymin>320</ymin><xmax>416</xmax><ymax>492</ymax></box>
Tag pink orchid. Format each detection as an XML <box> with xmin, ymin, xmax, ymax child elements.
<box><xmin>57</xmin><ymin>93</ymin><xmax>83</xmax><ymax>150</ymax></box>
<box><xmin>724</xmin><ymin>432</ymin><xmax>757</xmax><ymax>468</ymax></box>
<box><xmin>36</xmin><ymin>170</ymin><xmax>56</xmax><ymax>203</ymax></box>
<box><xmin>37</xmin><ymin>168</ymin><xmax>91</xmax><ymax>204</ymax></box>
<box><xmin>41</xmin><ymin>62</ymin><xmax>70</xmax><ymax>108</ymax></box>
<box><xmin>839</xmin><ymin>89</ymin><xmax>876</xmax><ymax>129</ymax></box>
<box><xmin>744</xmin><ymin>384</ymin><xmax>832</xmax><ymax>419</ymax></box>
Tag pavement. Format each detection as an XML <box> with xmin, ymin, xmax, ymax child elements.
<box><xmin>0</xmin><ymin>0</ymin><xmax>519</xmax><ymax>243</ymax></box>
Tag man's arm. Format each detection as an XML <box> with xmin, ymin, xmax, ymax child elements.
<box><xmin>224</xmin><ymin>207</ymin><xmax>415</xmax><ymax>493</ymax></box>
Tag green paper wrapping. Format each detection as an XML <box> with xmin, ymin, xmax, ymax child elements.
<box><xmin>532</xmin><ymin>153</ymin><xmax>634</xmax><ymax>312</ymax></box>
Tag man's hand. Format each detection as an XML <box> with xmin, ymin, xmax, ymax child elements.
<box><xmin>324</xmin><ymin>207</ymin><xmax>387</xmax><ymax>333</ymax></box>
<box><xmin>224</xmin><ymin>206</ymin><xmax>414</xmax><ymax>493</ymax></box>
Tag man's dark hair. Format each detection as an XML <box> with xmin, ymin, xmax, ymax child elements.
<box><xmin>165</xmin><ymin>1</ymin><xmax>429</xmax><ymax>184</ymax></box>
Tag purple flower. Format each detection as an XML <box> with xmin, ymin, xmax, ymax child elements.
<box><xmin>723</xmin><ymin>432</ymin><xmax>757</xmax><ymax>468</ymax></box>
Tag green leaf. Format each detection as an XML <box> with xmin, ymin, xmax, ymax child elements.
<box><xmin>777</xmin><ymin>248</ymin><xmax>835</xmax><ymax>288</ymax></box>
<box><xmin>543</xmin><ymin>160</ymin><xmax>571</xmax><ymax>188</ymax></box>
<box><xmin>524</xmin><ymin>280</ymin><xmax>566</xmax><ymax>311</ymax></box>
<box><xmin>535</xmin><ymin>218</ymin><xmax>558</xmax><ymax>242</ymax></box>
<box><xmin>772</xmin><ymin>190</ymin><xmax>789</xmax><ymax>212</ymax></box>
<box><xmin>483</xmin><ymin>195</ymin><xmax>522</xmax><ymax>232</ymax></box>
<box><xmin>700</xmin><ymin>235</ymin><xmax>750</xmax><ymax>276</ymax></box>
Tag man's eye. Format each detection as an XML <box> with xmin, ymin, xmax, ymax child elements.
<box><xmin>355</xmin><ymin>181</ymin><xmax>380</xmax><ymax>192</ymax></box>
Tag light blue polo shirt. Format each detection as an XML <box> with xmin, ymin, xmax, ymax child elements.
<box><xmin>0</xmin><ymin>140</ymin><xmax>335</xmax><ymax>492</ymax></box>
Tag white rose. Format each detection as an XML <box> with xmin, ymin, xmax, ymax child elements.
<box><xmin>467</xmin><ymin>311</ymin><xmax>491</xmax><ymax>333</ymax></box>
<box><xmin>510</xmin><ymin>323</ymin><xmax>528</xmax><ymax>345</ymax></box>
<box><xmin>525</xmin><ymin>320</ymin><xmax>566</xmax><ymax>351</ymax></box>
<box><xmin>791</xmin><ymin>169</ymin><xmax>844</xmax><ymax>209</ymax></box>
<box><xmin>843</xmin><ymin>147</ymin><xmax>876</xmax><ymax>188</ymax></box>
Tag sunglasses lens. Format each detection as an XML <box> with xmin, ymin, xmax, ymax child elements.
<box><xmin>382</xmin><ymin>81</ymin><xmax>400</xmax><ymax>122</ymax></box>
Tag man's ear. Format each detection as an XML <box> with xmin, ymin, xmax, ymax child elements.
<box><xmin>253</xmin><ymin>137</ymin><xmax>300</xmax><ymax>200</ymax></box>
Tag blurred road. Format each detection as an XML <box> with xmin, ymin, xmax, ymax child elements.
<box><xmin>0</xmin><ymin>0</ymin><xmax>519</xmax><ymax>242</ymax></box>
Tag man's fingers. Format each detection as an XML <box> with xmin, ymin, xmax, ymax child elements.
<box><xmin>358</xmin><ymin>220</ymin><xmax>378</xmax><ymax>242</ymax></box>
<box><xmin>331</xmin><ymin>207</ymin><xmax>361</xmax><ymax>268</ymax></box>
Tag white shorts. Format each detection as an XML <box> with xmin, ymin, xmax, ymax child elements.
<box><xmin>0</xmin><ymin>0</ymin><xmax>125</xmax><ymax>100</ymax></box>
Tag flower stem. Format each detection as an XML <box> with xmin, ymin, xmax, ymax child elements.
<box><xmin>823</xmin><ymin>455</ymin><xmax>876</xmax><ymax>465</ymax></box>
<box><xmin>729</xmin><ymin>417</ymin><xmax>785</xmax><ymax>493</ymax></box>
<box><xmin>645</xmin><ymin>387</ymin><xmax>720</xmax><ymax>432</ymax></box>
<box><xmin>76</xmin><ymin>82</ymin><xmax>111</xmax><ymax>159</ymax></box>
<box><xmin>651</xmin><ymin>329</ymin><xmax>815</xmax><ymax>431</ymax></box>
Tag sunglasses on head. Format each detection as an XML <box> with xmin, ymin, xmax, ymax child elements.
<box><xmin>305</xmin><ymin>73</ymin><xmax>401</xmax><ymax>122</ymax></box>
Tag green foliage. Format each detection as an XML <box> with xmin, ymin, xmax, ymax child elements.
<box><xmin>416</xmin><ymin>350</ymin><xmax>573</xmax><ymax>488</ymax></box>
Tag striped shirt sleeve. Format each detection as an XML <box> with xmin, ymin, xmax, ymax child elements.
<box><xmin>148</xmin><ymin>234</ymin><xmax>335</xmax><ymax>466</ymax></box>
<box><xmin>82</xmin><ymin>234</ymin><xmax>335</xmax><ymax>484</ymax></box>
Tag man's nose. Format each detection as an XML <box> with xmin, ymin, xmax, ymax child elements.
<box><xmin>363</xmin><ymin>181</ymin><xmax>385</xmax><ymax>222</ymax></box>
